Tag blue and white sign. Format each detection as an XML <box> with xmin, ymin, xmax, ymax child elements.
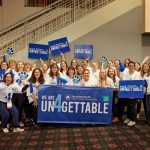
<box><xmin>38</xmin><ymin>85</ymin><xmax>113</xmax><ymax>124</ymax></box>
<box><xmin>74</xmin><ymin>45</ymin><xmax>93</xmax><ymax>59</ymax></box>
<box><xmin>99</xmin><ymin>56</ymin><xmax>108</xmax><ymax>64</ymax></box>
<box><xmin>118</xmin><ymin>80</ymin><xmax>144</xmax><ymax>98</ymax></box>
<box><xmin>0</xmin><ymin>69</ymin><xmax>5</xmax><ymax>82</ymax></box>
<box><xmin>28</xmin><ymin>43</ymin><xmax>49</xmax><ymax>60</ymax></box>
<box><xmin>48</xmin><ymin>37</ymin><xmax>70</xmax><ymax>56</ymax></box>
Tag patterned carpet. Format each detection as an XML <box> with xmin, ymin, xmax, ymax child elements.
<box><xmin>0</xmin><ymin>119</ymin><xmax>150</xmax><ymax>150</ymax></box>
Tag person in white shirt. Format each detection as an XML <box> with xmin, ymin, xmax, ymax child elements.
<box><xmin>46</xmin><ymin>63</ymin><xmax>65</xmax><ymax>85</ymax></box>
<box><xmin>105</xmin><ymin>60</ymin><xmax>116</xmax><ymax>74</ymax></box>
<box><xmin>138</xmin><ymin>63</ymin><xmax>150</xmax><ymax>123</ymax></box>
<box><xmin>81</xmin><ymin>69</ymin><xmax>97</xmax><ymax>87</ymax></box>
<box><xmin>82</xmin><ymin>59</ymin><xmax>92</xmax><ymax>71</ymax></box>
<box><xmin>66</xmin><ymin>66</ymin><xmax>76</xmax><ymax>86</ymax></box>
<box><xmin>41</xmin><ymin>63</ymin><xmax>48</xmax><ymax>78</ymax></box>
<box><xmin>91</xmin><ymin>62</ymin><xmax>100</xmax><ymax>81</ymax></box>
<box><xmin>107</xmin><ymin>68</ymin><xmax>120</xmax><ymax>123</ymax></box>
<box><xmin>0</xmin><ymin>73</ymin><xmax>25</xmax><ymax>133</ymax></box>
<box><xmin>60</xmin><ymin>60</ymin><xmax>68</xmax><ymax>78</ymax></box>
<box><xmin>70</xmin><ymin>59</ymin><xmax>78</xmax><ymax>72</ymax></box>
<box><xmin>12</xmin><ymin>61</ymin><xmax>27</xmax><ymax>127</ymax></box>
<box><xmin>98</xmin><ymin>69</ymin><xmax>114</xmax><ymax>88</ymax></box>
<box><xmin>27</xmin><ymin>68</ymin><xmax>46</xmax><ymax>125</ymax></box>
<box><xmin>77</xmin><ymin>65</ymin><xmax>84</xmax><ymax>79</ymax></box>
<box><xmin>122</xmin><ymin>61</ymin><xmax>139</xmax><ymax>126</ymax></box>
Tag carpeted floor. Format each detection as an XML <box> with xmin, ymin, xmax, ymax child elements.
<box><xmin>0</xmin><ymin>119</ymin><xmax>150</xmax><ymax>150</ymax></box>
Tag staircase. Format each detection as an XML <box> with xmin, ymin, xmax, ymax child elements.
<box><xmin>0</xmin><ymin>0</ymin><xmax>142</xmax><ymax>62</ymax></box>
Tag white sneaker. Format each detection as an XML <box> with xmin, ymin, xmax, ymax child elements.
<box><xmin>19</xmin><ymin>122</ymin><xmax>24</xmax><ymax>127</ymax></box>
<box><xmin>124</xmin><ymin>119</ymin><xmax>130</xmax><ymax>124</ymax></box>
<box><xmin>137</xmin><ymin>114</ymin><xmax>140</xmax><ymax>119</ymax></box>
<box><xmin>127</xmin><ymin>121</ymin><xmax>136</xmax><ymax>126</ymax></box>
<box><xmin>7</xmin><ymin>123</ymin><xmax>10</xmax><ymax>128</ymax></box>
<box><xmin>13</xmin><ymin>128</ymin><xmax>24</xmax><ymax>133</ymax></box>
<box><xmin>3</xmin><ymin>128</ymin><xmax>9</xmax><ymax>133</ymax></box>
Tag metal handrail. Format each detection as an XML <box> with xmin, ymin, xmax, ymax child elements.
<box><xmin>0</xmin><ymin>0</ymin><xmax>116</xmax><ymax>55</ymax></box>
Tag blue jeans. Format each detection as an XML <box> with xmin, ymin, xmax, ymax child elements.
<box><xmin>0</xmin><ymin>101</ymin><xmax>18</xmax><ymax>128</ymax></box>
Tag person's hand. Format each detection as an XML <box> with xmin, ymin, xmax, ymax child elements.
<box><xmin>40</xmin><ymin>58</ymin><xmax>44</xmax><ymax>65</ymax></box>
<box><xmin>144</xmin><ymin>56</ymin><xmax>150</xmax><ymax>60</ymax></box>
<box><xmin>33</xmin><ymin>99</ymin><xmax>38</xmax><ymax>108</ymax></box>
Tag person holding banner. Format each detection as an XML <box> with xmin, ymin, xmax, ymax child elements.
<box><xmin>66</xmin><ymin>66</ymin><xmax>76</xmax><ymax>86</ymax></box>
<box><xmin>98</xmin><ymin>69</ymin><xmax>114</xmax><ymax>88</ymax></box>
<box><xmin>0</xmin><ymin>73</ymin><xmax>28</xmax><ymax>133</ymax></box>
<box><xmin>27</xmin><ymin>68</ymin><xmax>46</xmax><ymax>125</ymax></box>
<box><xmin>122</xmin><ymin>61</ymin><xmax>139</xmax><ymax>126</ymax></box>
<box><xmin>138</xmin><ymin>63</ymin><xmax>150</xmax><ymax>123</ymax></box>
<box><xmin>47</xmin><ymin>63</ymin><xmax>62</xmax><ymax>85</ymax></box>
<box><xmin>81</xmin><ymin>69</ymin><xmax>97</xmax><ymax>86</ymax></box>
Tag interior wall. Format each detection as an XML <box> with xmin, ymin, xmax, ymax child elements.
<box><xmin>0</xmin><ymin>0</ymin><xmax>42</xmax><ymax>30</ymax></box>
<box><xmin>143</xmin><ymin>0</ymin><xmax>150</xmax><ymax>33</ymax></box>
<box><xmin>67</xmin><ymin>6</ymin><xmax>149</xmax><ymax>64</ymax></box>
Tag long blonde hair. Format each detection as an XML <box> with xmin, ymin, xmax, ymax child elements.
<box><xmin>99</xmin><ymin>69</ymin><xmax>108</xmax><ymax>87</ymax></box>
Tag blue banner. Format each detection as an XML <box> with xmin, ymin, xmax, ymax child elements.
<box><xmin>118</xmin><ymin>80</ymin><xmax>144</xmax><ymax>98</ymax></box>
<box><xmin>74</xmin><ymin>45</ymin><xmax>93</xmax><ymax>59</ymax></box>
<box><xmin>28</xmin><ymin>43</ymin><xmax>49</xmax><ymax>60</ymax></box>
<box><xmin>48</xmin><ymin>37</ymin><xmax>70</xmax><ymax>56</ymax></box>
<box><xmin>37</xmin><ymin>85</ymin><xmax>113</xmax><ymax>124</ymax></box>
<box><xmin>0</xmin><ymin>69</ymin><xmax>5</xmax><ymax>82</ymax></box>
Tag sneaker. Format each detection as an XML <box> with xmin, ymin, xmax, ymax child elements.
<box><xmin>3</xmin><ymin>128</ymin><xmax>9</xmax><ymax>133</ymax></box>
<box><xmin>124</xmin><ymin>119</ymin><xmax>130</xmax><ymax>124</ymax></box>
<box><xmin>7</xmin><ymin>123</ymin><xmax>10</xmax><ymax>128</ymax></box>
<box><xmin>137</xmin><ymin>114</ymin><xmax>140</xmax><ymax>119</ymax></box>
<box><xmin>19</xmin><ymin>122</ymin><xmax>24</xmax><ymax>127</ymax></box>
<box><xmin>127</xmin><ymin>121</ymin><xmax>136</xmax><ymax>126</ymax></box>
<box><xmin>13</xmin><ymin>128</ymin><xmax>24</xmax><ymax>133</ymax></box>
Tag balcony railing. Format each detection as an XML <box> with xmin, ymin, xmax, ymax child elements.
<box><xmin>0</xmin><ymin>0</ymin><xmax>116</xmax><ymax>55</ymax></box>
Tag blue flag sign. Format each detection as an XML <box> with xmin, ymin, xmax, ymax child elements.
<box><xmin>48</xmin><ymin>37</ymin><xmax>70</xmax><ymax>56</ymax></box>
<box><xmin>28</xmin><ymin>43</ymin><xmax>49</xmax><ymax>60</ymax></box>
<box><xmin>118</xmin><ymin>80</ymin><xmax>144</xmax><ymax>98</ymax></box>
<box><xmin>38</xmin><ymin>85</ymin><xmax>113</xmax><ymax>124</ymax></box>
<box><xmin>74</xmin><ymin>45</ymin><xmax>93</xmax><ymax>60</ymax></box>
<box><xmin>0</xmin><ymin>69</ymin><xmax>5</xmax><ymax>82</ymax></box>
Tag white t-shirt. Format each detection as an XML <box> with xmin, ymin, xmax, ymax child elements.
<box><xmin>98</xmin><ymin>77</ymin><xmax>115</xmax><ymax>88</ymax></box>
<box><xmin>90</xmin><ymin>69</ymin><xmax>100</xmax><ymax>81</ymax></box>
<box><xmin>82</xmin><ymin>77</ymin><xmax>98</xmax><ymax>87</ymax></box>
<box><xmin>0</xmin><ymin>82</ymin><xmax>22</xmax><ymax>103</ymax></box>
<box><xmin>137</xmin><ymin>72</ymin><xmax>150</xmax><ymax>95</ymax></box>
<box><xmin>122</xmin><ymin>70</ymin><xmax>138</xmax><ymax>80</ymax></box>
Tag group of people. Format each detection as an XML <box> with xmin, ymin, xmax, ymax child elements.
<box><xmin>0</xmin><ymin>54</ymin><xmax>149</xmax><ymax>133</ymax></box>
